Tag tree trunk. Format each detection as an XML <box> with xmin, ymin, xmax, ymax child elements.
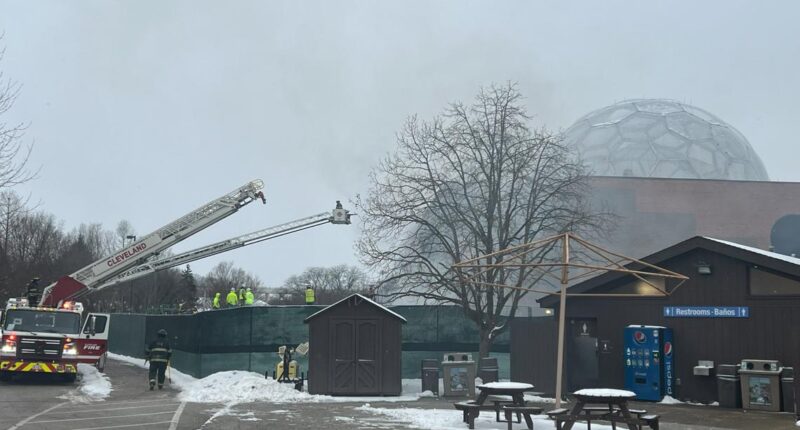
<box><xmin>479</xmin><ymin>328</ymin><xmax>492</xmax><ymax>359</ymax></box>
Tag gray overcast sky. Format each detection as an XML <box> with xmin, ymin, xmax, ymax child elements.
<box><xmin>1</xmin><ymin>1</ymin><xmax>798</xmax><ymax>287</ymax></box>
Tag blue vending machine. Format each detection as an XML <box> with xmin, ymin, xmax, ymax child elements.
<box><xmin>624</xmin><ymin>325</ymin><xmax>674</xmax><ymax>401</ymax></box>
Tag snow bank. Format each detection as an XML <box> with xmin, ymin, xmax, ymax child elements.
<box><xmin>357</xmin><ymin>405</ymin><xmax>611</xmax><ymax>430</ymax></box>
<box><xmin>659</xmin><ymin>395</ymin><xmax>684</xmax><ymax>404</ymax></box>
<box><xmin>178</xmin><ymin>370</ymin><xmax>424</xmax><ymax>404</ymax></box>
<box><xmin>77</xmin><ymin>363</ymin><xmax>112</xmax><ymax>399</ymax></box>
<box><xmin>58</xmin><ymin>363</ymin><xmax>112</xmax><ymax>402</ymax></box>
<box><xmin>109</xmin><ymin>354</ymin><xmax>431</xmax><ymax>405</ymax></box>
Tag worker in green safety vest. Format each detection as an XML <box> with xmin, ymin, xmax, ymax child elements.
<box><xmin>226</xmin><ymin>287</ymin><xmax>238</xmax><ymax>306</ymax></box>
<box><xmin>305</xmin><ymin>286</ymin><xmax>315</xmax><ymax>305</ymax></box>
<box><xmin>212</xmin><ymin>292</ymin><xmax>221</xmax><ymax>309</ymax></box>
<box><xmin>244</xmin><ymin>288</ymin><xmax>254</xmax><ymax>305</ymax></box>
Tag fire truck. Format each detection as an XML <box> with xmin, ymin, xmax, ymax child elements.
<box><xmin>0</xmin><ymin>180</ymin><xmax>267</xmax><ymax>381</ymax></box>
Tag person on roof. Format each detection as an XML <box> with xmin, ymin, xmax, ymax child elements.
<box><xmin>226</xmin><ymin>288</ymin><xmax>238</xmax><ymax>306</ymax></box>
<box><xmin>26</xmin><ymin>277</ymin><xmax>41</xmax><ymax>304</ymax></box>
<box><xmin>145</xmin><ymin>329</ymin><xmax>172</xmax><ymax>390</ymax></box>
<box><xmin>238</xmin><ymin>285</ymin><xmax>246</xmax><ymax>306</ymax></box>
<box><xmin>244</xmin><ymin>288</ymin><xmax>255</xmax><ymax>305</ymax></box>
<box><xmin>212</xmin><ymin>292</ymin><xmax>221</xmax><ymax>309</ymax></box>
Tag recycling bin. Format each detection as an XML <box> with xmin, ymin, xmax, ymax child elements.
<box><xmin>740</xmin><ymin>359</ymin><xmax>783</xmax><ymax>412</ymax></box>
<box><xmin>421</xmin><ymin>359</ymin><xmax>440</xmax><ymax>395</ymax></box>
<box><xmin>781</xmin><ymin>367</ymin><xmax>794</xmax><ymax>413</ymax></box>
<box><xmin>716</xmin><ymin>364</ymin><xmax>742</xmax><ymax>408</ymax></box>
<box><xmin>478</xmin><ymin>357</ymin><xmax>499</xmax><ymax>383</ymax></box>
<box><xmin>442</xmin><ymin>352</ymin><xmax>476</xmax><ymax>397</ymax></box>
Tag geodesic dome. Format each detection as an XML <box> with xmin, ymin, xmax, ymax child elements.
<box><xmin>564</xmin><ymin>99</ymin><xmax>769</xmax><ymax>181</ymax></box>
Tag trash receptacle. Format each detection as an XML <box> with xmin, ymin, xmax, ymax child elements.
<box><xmin>716</xmin><ymin>364</ymin><xmax>742</xmax><ymax>408</ymax></box>
<box><xmin>740</xmin><ymin>359</ymin><xmax>783</xmax><ymax>412</ymax></box>
<box><xmin>442</xmin><ymin>352</ymin><xmax>476</xmax><ymax>397</ymax></box>
<box><xmin>478</xmin><ymin>357</ymin><xmax>499</xmax><ymax>383</ymax></box>
<box><xmin>782</xmin><ymin>367</ymin><xmax>794</xmax><ymax>413</ymax></box>
<box><xmin>421</xmin><ymin>359</ymin><xmax>439</xmax><ymax>395</ymax></box>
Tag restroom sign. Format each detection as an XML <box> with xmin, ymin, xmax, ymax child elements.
<box><xmin>663</xmin><ymin>306</ymin><xmax>749</xmax><ymax>318</ymax></box>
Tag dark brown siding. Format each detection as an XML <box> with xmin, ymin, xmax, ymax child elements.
<box><xmin>306</xmin><ymin>295</ymin><xmax>404</xmax><ymax>396</ymax></box>
<box><xmin>510</xmin><ymin>317</ymin><xmax>558</xmax><ymax>395</ymax></box>
<box><xmin>515</xmin><ymin>249</ymin><xmax>800</xmax><ymax>403</ymax></box>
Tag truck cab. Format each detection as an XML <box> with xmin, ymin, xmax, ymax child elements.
<box><xmin>0</xmin><ymin>298</ymin><xmax>109</xmax><ymax>382</ymax></box>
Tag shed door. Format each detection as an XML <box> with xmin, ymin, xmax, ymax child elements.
<box><xmin>331</xmin><ymin>319</ymin><xmax>356</xmax><ymax>393</ymax></box>
<box><xmin>355</xmin><ymin>319</ymin><xmax>379</xmax><ymax>393</ymax></box>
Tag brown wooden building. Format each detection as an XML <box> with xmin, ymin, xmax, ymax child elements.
<box><xmin>305</xmin><ymin>294</ymin><xmax>406</xmax><ymax>396</ymax></box>
<box><xmin>512</xmin><ymin>236</ymin><xmax>800</xmax><ymax>403</ymax></box>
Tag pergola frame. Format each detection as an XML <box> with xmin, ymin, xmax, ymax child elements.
<box><xmin>452</xmin><ymin>232</ymin><xmax>688</xmax><ymax>407</ymax></box>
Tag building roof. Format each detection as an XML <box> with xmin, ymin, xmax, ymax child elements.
<box><xmin>539</xmin><ymin>236</ymin><xmax>800</xmax><ymax>308</ymax></box>
<box><xmin>303</xmin><ymin>293</ymin><xmax>407</xmax><ymax>323</ymax></box>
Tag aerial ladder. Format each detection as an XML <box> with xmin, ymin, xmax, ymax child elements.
<box><xmin>95</xmin><ymin>202</ymin><xmax>352</xmax><ymax>290</ymax></box>
<box><xmin>1</xmin><ymin>180</ymin><xmax>265</xmax><ymax>379</ymax></box>
<box><xmin>39</xmin><ymin>180</ymin><xmax>266</xmax><ymax>306</ymax></box>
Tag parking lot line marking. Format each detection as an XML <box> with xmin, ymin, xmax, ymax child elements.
<box><xmin>9</xmin><ymin>402</ymin><xmax>68</xmax><ymax>430</ymax></box>
<box><xmin>29</xmin><ymin>410</ymin><xmax>174</xmax><ymax>424</ymax></box>
<box><xmin>63</xmin><ymin>402</ymin><xmax>181</xmax><ymax>413</ymax></box>
<box><xmin>168</xmin><ymin>402</ymin><xmax>186</xmax><ymax>430</ymax></box>
<box><xmin>70</xmin><ymin>420</ymin><xmax>173</xmax><ymax>430</ymax></box>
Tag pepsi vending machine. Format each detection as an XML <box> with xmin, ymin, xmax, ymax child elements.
<box><xmin>624</xmin><ymin>325</ymin><xmax>673</xmax><ymax>401</ymax></box>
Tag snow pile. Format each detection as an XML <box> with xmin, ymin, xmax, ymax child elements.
<box><xmin>59</xmin><ymin>363</ymin><xmax>112</xmax><ymax>402</ymax></box>
<box><xmin>659</xmin><ymin>395</ymin><xmax>684</xmax><ymax>405</ymax></box>
<box><xmin>795</xmin><ymin>420</ymin><xmax>800</xmax><ymax>427</ymax></box>
<box><xmin>179</xmin><ymin>370</ymin><xmax>317</xmax><ymax>403</ymax></box>
<box><xmin>357</xmin><ymin>405</ymin><xmax>612</xmax><ymax>430</ymax></box>
<box><xmin>77</xmin><ymin>363</ymin><xmax>112</xmax><ymax>399</ymax></box>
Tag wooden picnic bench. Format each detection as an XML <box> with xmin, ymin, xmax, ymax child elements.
<box><xmin>453</xmin><ymin>382</ymin><xmax>540</xmax><ymax>429</ymax></box>
<box><xmin>547</xmin><ymin>389</ymin><xmax>660</xmax><ymax>430</ymax></box>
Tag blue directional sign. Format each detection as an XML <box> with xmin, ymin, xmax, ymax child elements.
<box><xmin>663</xmin><ymin>306</ymin><xmax>749</xmax><ymax>318</ymax></box>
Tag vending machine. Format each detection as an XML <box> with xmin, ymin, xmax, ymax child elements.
<box><xmin>624</xmin><ymin>325</ymin><xmax>674</xmax><ymax>401</ymax></box>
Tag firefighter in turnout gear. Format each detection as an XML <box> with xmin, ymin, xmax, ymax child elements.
<box><xmin>226</xmin><ymin>287</ymin><xmax>238</xmax><ymax>306</ymax></box>
<box><xmin>145</xmin><ymin>329</ymin><xmax>172</xmax><ymax>390</ymax></box>
<box><xmin>212</xmin><ymin>292</ymin><xmax>221</xmax><ymax>309</ymax></box>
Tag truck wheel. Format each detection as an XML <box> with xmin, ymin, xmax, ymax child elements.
<box><xmin>96</xmin><ymin>353</ymin><xmax>107</xmax><ymax>372</ymax></box>
<box><xmin>62</xmin><ymin>373</ymin><xmax>77</xmax><ymax>383</ymax></box>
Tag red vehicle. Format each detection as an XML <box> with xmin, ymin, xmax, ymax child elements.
<box><xmin>1</xmin><ymin>298</ymin><xmax>108</xmax><ymax>381</ymax></box>
<box><xmin>0</xmin><ymin>180</ymin><xmax>266</xmax><ymax>381</ymax></box>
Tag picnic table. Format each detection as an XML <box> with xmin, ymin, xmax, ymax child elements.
<box><xmin>551</xmin><ymin>388</ymin><xmax>659</xmax><ymax>430</ymax></box>
<box><xmin>454</xmin><ymin>382</ymin><xmax>542</xmax><ymax>429</ymax></box>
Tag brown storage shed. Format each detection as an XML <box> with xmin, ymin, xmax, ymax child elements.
<box><xmin>304</xmin><ymin>294</ymin><xmax>406</xmax><ymax>396</ymax></box>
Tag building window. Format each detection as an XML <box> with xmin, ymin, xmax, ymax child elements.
<box><xmin>749</xmin><ymin>267</ymin><xmax>800</xmax><ymax>296</ymax></box>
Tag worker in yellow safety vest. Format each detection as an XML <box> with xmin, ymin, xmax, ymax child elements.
<box><xmin>212</xmin><ymin>292</ymin><xmax>221</xmax><ymax>309</ymax></box>
<box><xmin>226</xmin><ymin>287</ymin><xmax>238</xmax><ymax>306</ymax></box>
<box><xmin>244</xmin><ymin>288</ymin><xmax>255</xmax><ymax>305</ymax></box>
<box><xmin>305</xmin><ymin>286</ymin><xmax>315</xmax><ymax>305</ymax></box>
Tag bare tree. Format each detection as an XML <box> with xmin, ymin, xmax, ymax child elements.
<box><xmin>115</xmin><ymin>220</ymin><xmax>136</xmax><ymax>250</ymax></box>
<box><xmin>0</xmin><ymin>41</ymin><xmax>36</xmax><ymax>190</ymax></box>
<box><xmin>280</xmin><ymin>264</ymin><xmax>369</xmax><ymax>305</ymax></box>
<box><xmin>199</xmin><ymin>261</ymin><xmax>262</xmax><ymax>297</ymax></box>
<box><xmin>357</xmin><ymin>83</ymin><xmax>606</xmax><ymax>357</ymax></box>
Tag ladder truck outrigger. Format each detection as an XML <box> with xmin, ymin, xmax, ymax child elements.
<box><xmin>0</xmin><ymin>180</ymin><xmax>266</xmax><ymax>381</ymax></box>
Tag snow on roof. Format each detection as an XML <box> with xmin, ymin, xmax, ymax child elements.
<box><xmin>704</xmin><ymin>237</ymin><xmax>800</xmax><ymax>266</ymax></box>
<box><xmin>304</xmin><ymin>294</ymin><xmax>407</xmax><ymax>322</ymax></box>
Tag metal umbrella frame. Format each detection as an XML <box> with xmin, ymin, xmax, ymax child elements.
<box><xmin>452</xmin><ymin>232</ymin><xmax>689</xmax><ymax>408</ymax></box>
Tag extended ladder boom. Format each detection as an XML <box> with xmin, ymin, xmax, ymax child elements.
<box><xmin>39</xmin><ymin>180</ymin><xmax>266</xmax><ymax>306</ymax></box>
<box><xmin>96</xmin><ymin>203</ymin><xmax>351</xmax><ymax>289</ymax></box>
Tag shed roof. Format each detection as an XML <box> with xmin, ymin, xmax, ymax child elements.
<box><xmin>539</xmin><ymin>236</ymin><xmax>800</xmax><ymax>308</ymax></box>
<box><xmin>303</xmin><ymin>294</ymin><xmax>407</xmax><ymax>323</ymax></box>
